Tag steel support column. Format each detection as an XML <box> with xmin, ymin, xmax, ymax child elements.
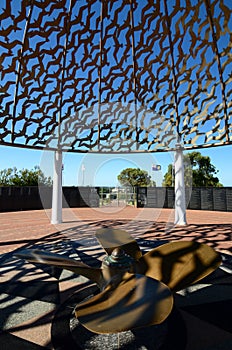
<box><xmin>174</xmin><ymin>144</ymin><xmax>187</xmax><ymax>225</ymax></box>
<box><xmin>51</xmin><ymin>150</ymin><xmax>63</xmax><ymax>224</ymax></box>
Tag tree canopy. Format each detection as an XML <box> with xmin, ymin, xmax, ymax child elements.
<box><xmin>163</xmin><ymin>151</ymin><xmax>223</xmax><ymax>187</ymax></box>
<box><xmin>117</xmin><ymin>168</ymin><xmax>155</xmax><ymax>187</ymax></box>
<box><xmin>0</xmin><ymin>166</ymin><xmax>52</xmax><ymax>186</ymax></box>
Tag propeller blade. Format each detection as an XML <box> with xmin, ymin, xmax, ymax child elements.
<box><xmin>75</xmin><ymin>273</ymin><xmax>173</xmax><ymax>334</ymax></box>
<box><xmin>95</xmin><ymin>228</ymin><xmax>142</xmax><ymax>260</ymax></box>
<box><xmin>136</xmin><ymin>241</ymin><xmax>221</xmax><ymax>292</ymax></box>
<box><xmin>15</xmin><ymin>249</ymin><xmax>103</xmax><ymax>287</ymax></box>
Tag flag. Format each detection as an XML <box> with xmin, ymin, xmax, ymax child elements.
<box><xmin>152</xmin><ymin>164</ymin><xmax>161</xmax><ymax>171</ymax></box>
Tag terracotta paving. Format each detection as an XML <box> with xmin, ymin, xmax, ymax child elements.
<box><xmin>0</xmin><ymin>207</ymin><xmax>232</xmax><ymax>349</ymax></box>
<box><xmin>0</xmin><ymin>207</ymin><xmax>231</xmax><ymax>255</ymax></box>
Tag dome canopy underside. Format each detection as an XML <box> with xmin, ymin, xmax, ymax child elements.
<box><xmin>0</xmin><ymin>0</ymin><xmax>231</xmax><ymax>153</ymax></box>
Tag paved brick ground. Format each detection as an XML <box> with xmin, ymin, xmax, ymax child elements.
<box><xmin>0</xmin><ymin>207</ymin><xmax>231</xmax><ymax>255</ymax></box>
<box><xmin>0</xmin><ymin>207</ymin><xmax>232</xmax><ymax>350</ymax></box>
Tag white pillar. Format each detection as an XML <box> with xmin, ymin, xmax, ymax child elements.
<box><xmin>51</xmin><ymin>150</ymin><xmax>62</xmax><ymax>224</ymax></box>
<box><xmin>174</xmin><ymin>143</ymin><xmax>187</xmax><ymax>225</ymax></box>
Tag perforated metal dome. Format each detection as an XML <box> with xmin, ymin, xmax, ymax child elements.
<box><xmin>0</xmin><ymin>0</ymin><xmax>231</xmax><ymax>153</ymax></box>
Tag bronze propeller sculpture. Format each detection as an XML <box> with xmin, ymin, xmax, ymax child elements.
<box><xmin>16</xmin><ymin>228</ymin><xmax>221</xmax><ymax>334</ymax></box>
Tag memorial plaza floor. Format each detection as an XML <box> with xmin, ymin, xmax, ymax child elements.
<box><xmin>0</xmin><ymin>206</ymin><xmax>232</xmax><ymax>349</ymax></box>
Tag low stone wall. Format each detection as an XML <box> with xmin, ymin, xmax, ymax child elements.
<box><xmin>0</xmin><ymin>186</ymin><xmax>99</xmax><ymax>212</ymax></box>
<box><xmin>137</xmin><ymin>187</ymin><xmax>232</xmax><ymax>212</ymax></box>
<box><xmin>0</xmin><ymin>186</ymin><xmax>50</xmax><ymax>211</ymax></box>
<box><xmin>0</xmin><ymin>186</ymin><xmax>231</xmax><ymax>212</ymax></box>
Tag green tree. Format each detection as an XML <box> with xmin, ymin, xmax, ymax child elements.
<box><xmin>0</xmin><ymin>166</ymin><xmax>52</xmax><ymax>186</ymax></box>
<box><xmin>117</xmin><ymin>168</ymin><xmax>155</xmax><ymax>187</ymax></box>
<box><xmin>163</xmin><ymin>164</ymin><xmax>174</xmax><ymax>187</ymax></box>
<box><xmin>163</xmin><ymin>151</ymin><xmax>223</xmax><ymax>187</ymax></box>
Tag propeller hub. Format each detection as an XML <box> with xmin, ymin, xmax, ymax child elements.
<box><xmin>102</xmin><ymin>248</ymin><xmax>134</xmax><ymax>270</ymax></box>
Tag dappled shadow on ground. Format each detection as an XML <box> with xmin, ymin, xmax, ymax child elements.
<box><xmin>0</xmin><ymin>220</ymin><xmax>232</xmax><ymax>349</ymax></box>
<box><xmin>53</xmin><ymin>219</ymin><xmax>232</xmax><ymax>255</ymax></box>
<box><xmin>139</xmin><ymin>221</ymin><xmax>232</xmax><ymax>255</ymax></box>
